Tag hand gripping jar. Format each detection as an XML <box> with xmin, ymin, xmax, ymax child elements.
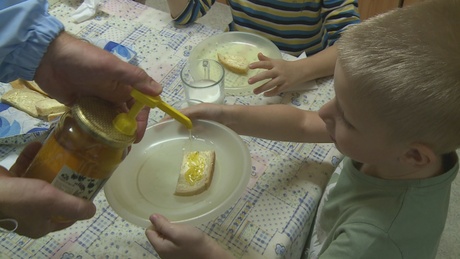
<box><xmin>24</xmin><ymin>97</ymin><xmax>135</xmax><ymax>201</ymax></box>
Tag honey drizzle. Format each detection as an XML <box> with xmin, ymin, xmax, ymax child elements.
<box><xmin>184</xmin><ymin>151</ymin><xmax>206</xmax><ymax>185</ymax></box>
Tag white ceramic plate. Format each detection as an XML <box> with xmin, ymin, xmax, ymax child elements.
<box><xmin>104</xmin><ymin>120</ymin><xmax>251</xmax><ymax>228</ymax></box>
<box><xmin>189</xmin><ymin>32</ymin><xmax>282</xmax><ymax>95</ymax></box>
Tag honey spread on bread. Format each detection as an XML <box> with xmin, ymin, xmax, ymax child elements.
<box><xmin>185</xmin><ymin>151</ymin><xmax>206</xmax><ymax>185</ymax></box>
<box><xmin>175</xmin><ymin>150</ymin><xmax>215</xmax><ymax>196</ymax></box>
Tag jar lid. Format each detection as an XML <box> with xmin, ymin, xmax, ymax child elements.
<box><xmin>72</xmin><ymin>97</ymin><xmax>136</xmax><ymax>147</ymax></box>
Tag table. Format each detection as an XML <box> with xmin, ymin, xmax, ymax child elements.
<box><xmin>0</xmin><ymin>0</ymin><xmax>342</xmax><ymax>258</ymax></box>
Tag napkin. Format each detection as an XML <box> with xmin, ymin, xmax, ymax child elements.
<box><xmin>71</xmin><ymin>0</ymin><xmax>101</xmax><ymax>23</ymax></box>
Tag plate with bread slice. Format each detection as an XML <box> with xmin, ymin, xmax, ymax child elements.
<box><xmin>104</xmin><ymin>119</ymin><xmax>251</xmax><ymax>228</ymax></box>
<box><xmin>188</xmin><ymin>32</ymin><xmax>282</xmax><ymax>95</ymax></box>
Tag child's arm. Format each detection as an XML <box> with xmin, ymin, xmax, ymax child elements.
<box><xmin>180</xmin><ymin>103</ymin><xmax>331</xmax><ymax>143</ymax></box>
<box><xmin>165</xmin><ymin>0</ymin><xmax>189</xmax><ymax>18</ymax></box>
<box><xmin>146</xmin><ymin>214</ymin><xmax>235</xmax><ymax>259</ymax></box>
<box><xmin>249</xmin><ymin>47</ymin><xmax>337</xmax><ymax>96</ymax></box>
<box><xmin>166</xmin><ymin>0</ymin><xmax>215</xmax><ymax>24</ymax></box>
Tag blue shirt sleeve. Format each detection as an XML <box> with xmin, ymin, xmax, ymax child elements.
<box><xmin>0</xmin><ymin>0</ymin><xmax>64</xmax><ymax>83</ymax></box>
<box><xmin>174</xmin><ymin>0</ymin><xmax>216</xmax><ymax>25</ymax></box>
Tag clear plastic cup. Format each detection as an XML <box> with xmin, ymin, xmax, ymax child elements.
<box><xmin>181</xmin><ymin>59</ymin><xmax>225</xmax><ymax>104</ymax></box>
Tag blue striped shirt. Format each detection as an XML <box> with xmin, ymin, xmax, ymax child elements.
<box><xmin>174</xmin><ymin>0</ymin><xmax>360</xmax><ymax>56</ymax></box>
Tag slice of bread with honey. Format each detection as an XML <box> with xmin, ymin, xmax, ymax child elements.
<box><xmin>174</xmin><ymin>151</ymin><xmax>215</xmax><ymax>196</ymax></box>
<box><xmin>217</xmin><ymin>53</ymin><xmax>249</xmax><ymax>75</ymax></box>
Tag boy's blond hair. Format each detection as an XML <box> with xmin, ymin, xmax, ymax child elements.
<box><xmin>337</xmin><ymin>0</ymin><xmax>460</xmax><ymax>154</ymax></box>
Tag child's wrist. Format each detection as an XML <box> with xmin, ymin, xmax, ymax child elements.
<box><xmin>203</xmin><ymin>236</ymin><xmax>234</xmax><ymax>259</ymax></box>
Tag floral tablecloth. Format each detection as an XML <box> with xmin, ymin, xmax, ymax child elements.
<box><xmin>0</xmin><ymin>1</ymin><xmax>342</xmax><ymax>258</ymax></box>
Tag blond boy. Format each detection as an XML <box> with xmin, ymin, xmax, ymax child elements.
<box><xmin>146</xmin><ymin>0</ymin><xmax>460</xmax><ymax>258</ymax></box>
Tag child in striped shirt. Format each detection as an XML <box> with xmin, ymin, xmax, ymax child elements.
<box><xmin>167</xmin><ymin>0</ymin><xmax>360</xmax><ymax>96</ymax></box>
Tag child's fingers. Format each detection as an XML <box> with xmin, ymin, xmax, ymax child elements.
<box><xmin>146</xmin><ymin>214</ymin><xmax>179</xmax><ymax>253</ymax></box>
<box><xmin>148</xmin><ymin>214</ymin><xmax>176</xmax><ymax>240</ymax></box>
<box><xmin>249</xmin><ymin>52</ymin><xmax>273</xmax><ymax>70</ymax></box>
<box><xmin>145</xmin><ymin>226</ymin><xmax>161</xmax><ymax>244</ymax></box>
<box><xmin>257</xmin><ymin>52</ymin><xmax>269</xmax><ymax>61</ymax></box>
<box><xmin>146</xmin><ymin>227</ymin><xmax>171</xmax><ymax>253</ymax></box>
<box><xmin>248</xmin><ymin>70</ymin><xmax>274</xmax><ymax>85</ymax></box>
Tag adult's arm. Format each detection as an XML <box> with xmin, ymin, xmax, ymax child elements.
<box><xmin>0</xmin><ymin>0</ymin><xmax>64</xmax><ymax>83</ymax></box>
<box><xmin>1</xmin><ymin>0</ymin><xmax>162</xmax><ymax>141</ymax></box>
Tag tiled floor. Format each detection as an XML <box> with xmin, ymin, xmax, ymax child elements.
<box><xmin>143</xmin><ymin>1</ymin><xmax>460</xmax><ymax>258</ymax></box>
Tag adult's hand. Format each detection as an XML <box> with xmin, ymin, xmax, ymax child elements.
<box><xmin>0</xmin><ymin>142</ymin><xmax>96</xmax><ymax>238</ymax></box>
<box><xmin>34</xmin><ymin>32</ymin><xmax>162</xmax><ymax>141</ymax></box>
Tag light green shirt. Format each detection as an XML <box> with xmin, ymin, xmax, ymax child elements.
<box><xmin>306</xmin><ymin>154</ymin><xmax>459</xmax><ymax>259</ymax></box>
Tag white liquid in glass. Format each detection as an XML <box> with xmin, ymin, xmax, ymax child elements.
<box><xmin>187</xmin><ymin>79</ymin><xmax>224</xmax><ymax>104</ymax></box>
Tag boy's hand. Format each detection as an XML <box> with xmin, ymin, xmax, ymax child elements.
<box><xmin>146</xmin><ymin>214</ymin><xmax>233</xmax><ymax>259</ymax></box>
<box><xmin>249</xmin><ymin>53</ymin><xmax>302</xmax><ymax>96</ymax></box>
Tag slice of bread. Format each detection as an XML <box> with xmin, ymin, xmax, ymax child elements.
<box><xmin>174</xmin><ymin>151</ymin><xmax>215</xmax><ymax>196</ymax></box>
<box><xmin>1</xmin><ymin>88</ymin><xmax>68</xmax><ymax>118</ymax></box>
<box><xmin>1</xmin><ymin>88</ymin><xmax>48</xmax><ymax>117</ymax></box>
<box><xmin>47</xmin><ymin>112</ymin><xmax>66</xmax><ymax>122</ymax></box>
<box><xmin>35</xmin><ymin>98</ymin><xmax>69</xmax><ymax>117</ymax></box>
<box><xmin>9</xmin><ymin>79</ymin><xmax>26</xmax><ymax>90</ymax></box>
<box><xmin>10</xmin><ymin>79</ymin><xmax>49</xmax><ymax>97</ymax></box>
<box><xmin>21</xmin><ymin>80</ymin><xmax>49</xmax><ymax>97</ymax></box>
<box><xmin>217</xmin><ymin>53</ymin><xmax>249</xmax><ymax>75</ymax></box>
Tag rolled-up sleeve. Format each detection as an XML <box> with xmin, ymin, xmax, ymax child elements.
<box><xmin>0</xmin><ymin>0</ymin><xmax>64</xmax><ymax>83</ymax></box>
<box><xmin>322</xmin><ymin>0</ymin><xmax>360</xmax><ymax>46</ymax></box>
<box><xmin>174</xmin><ymin>0</ymin><xmax>215</xmax><ymax>25</ymax></box>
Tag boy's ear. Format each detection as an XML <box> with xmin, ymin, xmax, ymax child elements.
<box><xmin>401</xmin><ymin>143</ymin><xmax>436</xmax><ymax>167</ymax></box>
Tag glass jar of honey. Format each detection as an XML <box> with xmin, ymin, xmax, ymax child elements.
<box><xmin>24</xmin><ymin>97</ymin><xmax>135</xmax><ymax>201</ymax></box>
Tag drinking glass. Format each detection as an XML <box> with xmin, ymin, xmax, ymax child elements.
<box><xmin>181</xmin><ymin>59</ymin><xmax>225</xmax><ymax>104</ymax></box>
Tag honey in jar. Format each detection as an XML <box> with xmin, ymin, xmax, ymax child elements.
<box><xmin>24</xmin><ymin>97</ymin><xmax>135</xmax><ymax>201</ymax></box>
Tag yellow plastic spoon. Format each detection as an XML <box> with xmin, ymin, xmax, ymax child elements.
<box><xmin>113</xmin><ymin>89</ymin><xmax>193</xmax><ymax>136</ymax></box>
